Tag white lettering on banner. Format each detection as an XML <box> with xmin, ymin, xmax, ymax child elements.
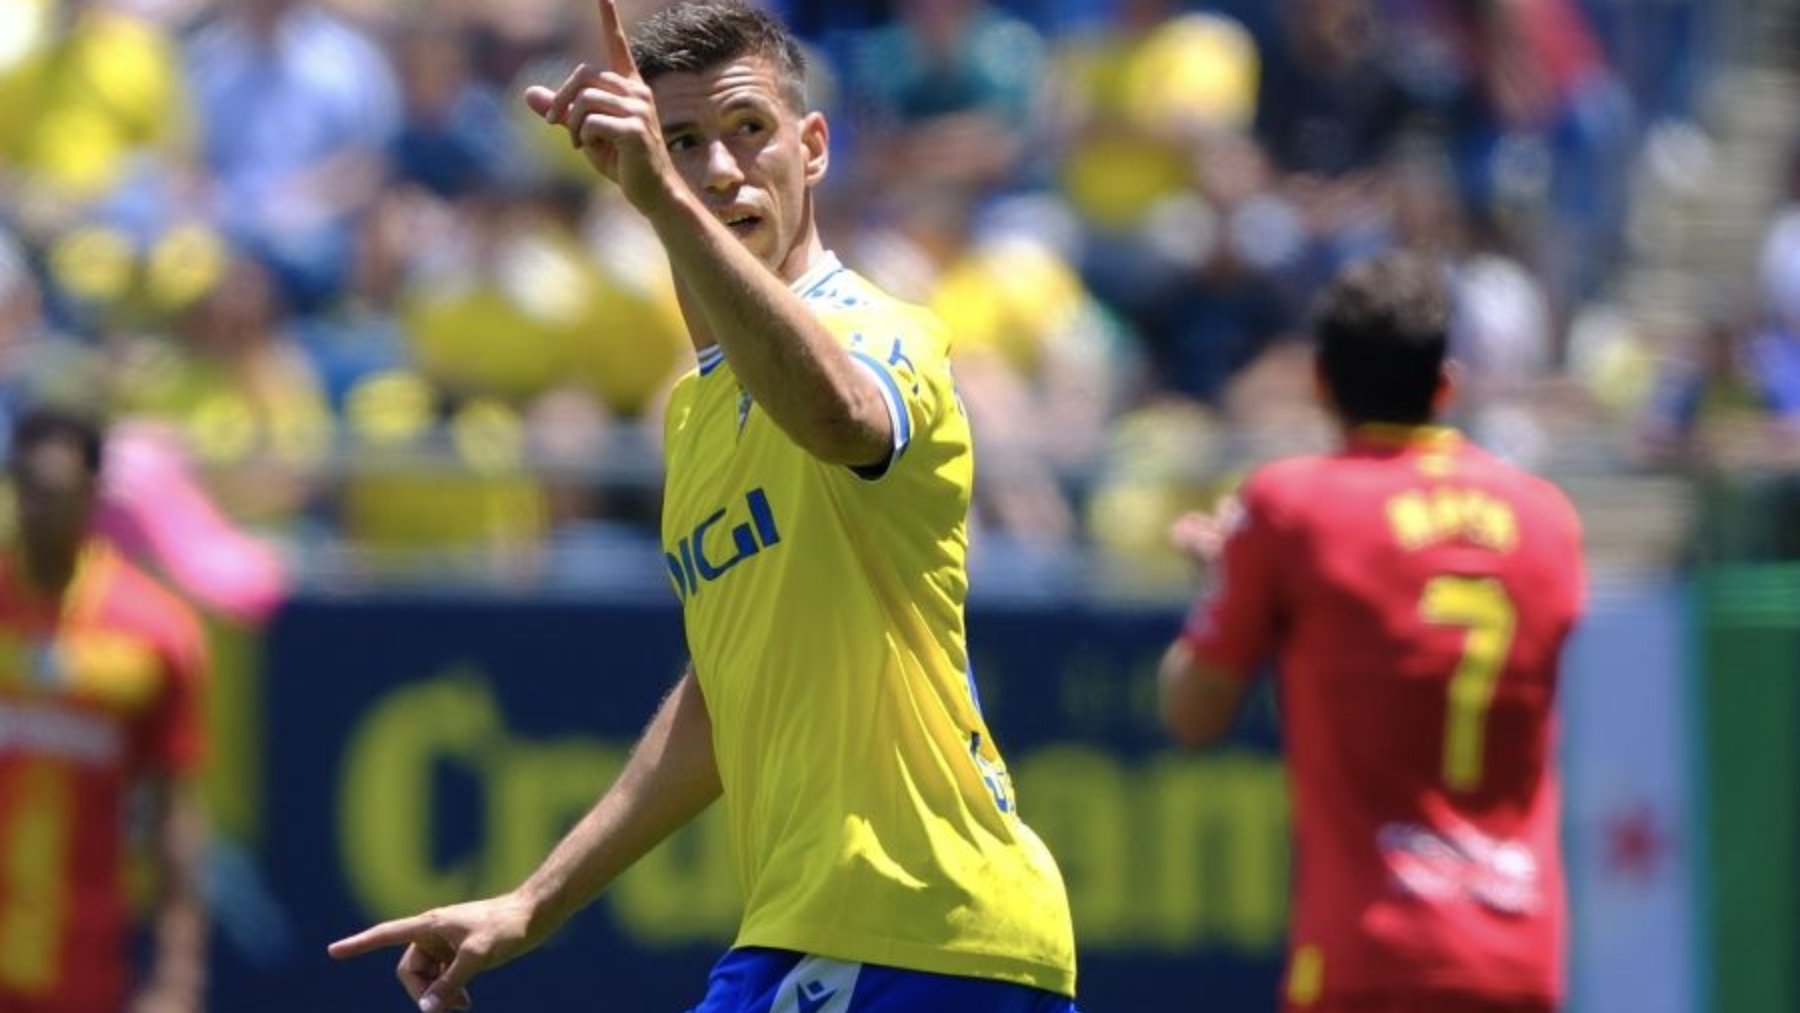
<box><xmin>1378</xmin><ymin>821</ymin><xmax>1542</xmax><ymax>916</ymax></box>
<box><xmin>0</xmin><ymin>701</ymin><xmax>123</xmax><ymax>765</ymax></box>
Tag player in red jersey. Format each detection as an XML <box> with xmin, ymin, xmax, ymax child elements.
<box><xmin>1159</xmin><ymin>252</ymin><xmax>1586</xmax><ymax>1013</ymax></box>
<box><xmin>0</xmin><ymin>409</ymin><xmax>209</xmax><ymax>1013</ymax></box>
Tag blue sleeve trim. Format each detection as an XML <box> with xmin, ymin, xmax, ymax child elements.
<box><xmin>849</xmin><ymin>350</ymin><xmax>912</xmax><ymax>479</ymax></box>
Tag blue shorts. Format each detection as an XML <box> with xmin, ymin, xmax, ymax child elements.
<box><xmin>685</xmin><ymin>947</ymin><xmax>1079</xmax><ymax>1013</ymax></box>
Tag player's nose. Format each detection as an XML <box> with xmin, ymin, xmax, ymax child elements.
<box><xmin>700</xmin><ymin>138</ymin><xmax>745</xmax><ymax>193</ymax></box>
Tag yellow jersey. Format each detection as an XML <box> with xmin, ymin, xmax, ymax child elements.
<box><xmin>660</xmin><ymin>253</ymin><xmax>1076</xmax><ymax>995</ymax></box>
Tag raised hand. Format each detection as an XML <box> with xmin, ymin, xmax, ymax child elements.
<box><xmin>327</xmin><ymin>894</ymin><xmax>540</xmax><ymax>1013</ymax></box>
<box><xmin>1168</xmin><ymin>497</ymin><xmax>1242</xmax><ymax>569</ymax></box>
<box><xmin>523</xmin><ymin>0</ymin><xmax>673</xmax><ymax>209</ymax></box>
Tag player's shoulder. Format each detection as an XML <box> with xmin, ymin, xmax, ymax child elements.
<box><xmin>795</xmin><ymin>254</ymin><xmax>884</xmax><ymax>315</ymax></box>
<box><xmin>667</xmin><ymin>368</ymin><xmax>701</xmax><ymax>404</ymax></box>
<box><xmin>1239</xmin><ymin>453</ymin><xmax>1341</xmax><ymax>509</ymax></box>
<box><xmin>95</xmin><ymin>550</ymin><xmax>206</xmax><ymax>646</ymax></box>
<box><xmin>1459</xmin><ymin>443</ymin><xmax>1582</xmax><ymax>529</ymax></box>
<box><xmin>800</xmin><ymin>258</ymin><xmax>949</xmax><ymax>357</ymax></box>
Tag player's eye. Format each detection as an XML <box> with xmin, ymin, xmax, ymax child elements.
<box><xmin>666</xmin><ymin>132</ymin><xmax>699</xmax><ymax>153</ymax></box>
<box><xmin>734</xmin><ymin>118</ymin><xmax>768</xmax><ymax>138</ymax></box>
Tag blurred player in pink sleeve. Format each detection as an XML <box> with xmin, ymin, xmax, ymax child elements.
<box><xmin>1159</xmin><ymin>252</ymin><xmax>1586</xmax><ymax>1013</ymax></box>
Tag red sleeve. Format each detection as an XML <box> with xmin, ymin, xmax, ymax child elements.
<box><xmin>1179</xmin><ymin>470</ymin><xmax>1290</xmax><ymax>679</ymax></box>
<box><xmin>143</xmin><ymin>595</ymin><xmax>209</xmax><ymax>774</ymax></box>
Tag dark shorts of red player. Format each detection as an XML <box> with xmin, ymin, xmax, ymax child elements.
<box><xmin>1285</xmin><ymin>992</ymin><xmax>1556</xmax><ymax>1013</ymax></box>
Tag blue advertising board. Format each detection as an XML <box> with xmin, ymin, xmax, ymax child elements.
<box><xmin>208</xmin><ymin>594</ymin><xmax>1288</xmax><ymax>1012</ymax></box>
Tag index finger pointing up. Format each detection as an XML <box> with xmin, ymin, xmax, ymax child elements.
<box><xmin>597</xmin><ymin>0</ymin><xmax>638</xmax><ymax>76</ymax></box>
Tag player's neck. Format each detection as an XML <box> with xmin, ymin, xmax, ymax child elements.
<box><xmin>776</xmin><ymin>226</ymin><xmax>828</xmax><ymax>286</ymax></box>
<box><xmin>680</xmin><ymin>244</ymin><xmax>838</xmax><ymax>362</ymax></box>
<box><xmin>18</xmin><ymin>541</ymin><xmax>82</xmax><ymax>601</ymax></box>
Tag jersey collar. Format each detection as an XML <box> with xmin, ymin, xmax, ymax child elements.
<box><xmin>789</xmin><ymin>250</ymin><xmax>845</xmax><ymax>301</ymax></box>
<box><xmin>1347</xmin><ymin>423</ymin><xmax>1462</xmax><ymax>452</ymax></box>
<box><xmin>693</xmin><ymin>251</ymin><xmax>844</xmax><ymax>379</ymax></box>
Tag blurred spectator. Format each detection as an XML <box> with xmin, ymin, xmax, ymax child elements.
<box><xmin>1050</xmin><ymin>4</ymin><xmax>1284</xmax><ymax>405</ymax></box>
<box><xmin>862</xmin><ymin>193</ymin><xmax>1132</xmax><ymax>547</ymax></box>
<box><xmin>186</xmin><ymin>0</ymin><xmax>401</xmax><ymax>311</ymax></box>
<box><xmin>1161</xmin><ymin>130</ymin><xmax>1305</xmax><ymax>404</ymax></box>
<box><xmin>1384</xmin><ymin>140</ymin><xmax>1469</xmax><ymax>259</ymax></box>
<box><xmin>397</xmin><ymin>188</ymin><xmax>689</xmax><ymax>417</ymax></box>
<box><xmin>1583</xmin><ymin>0</ymin><xmax>1715</xmax><ymax>127</ymax></box>
<box><xmin>390</xmin><ymin>22</ymin><xmax>531</xmax><ymax>200</ymax></box>
<box><xmin>1734</xmin><ymin>138</ymin><xmax>1800</xmax><ymax>447</ymax></box>
<box><xmin>0</xmin><ymin>0</ymin><xmax>193</xmax><ymax>226</ymax></box>
<box><xmin>1389</xmin><ymin>0</ymin><xmax>1636</xmax><ymax>319</ymax></box>
<box><xmin>1626</xmin><ymin>141</ymin><xmax>1800</xmax><ymax>464</ymax></box>
<box><xmin>1760</xmin><ymin>138</ymin><xmax>1800</xmax><ymax>339</ymax></box>
<box><xmin>1449</xmin><ymin>224</ymin><xmax>1557</xmax><ymax>464</ymax></box>
<box><xmin>113</xmin><ymin>251</ymin><xmax>331</xmax><ymax>529</ymax></box>
<box><xmin>849</xmin><ymin>0</ymin><xmax>1048</xmax><ymax>199</ymax></box>
<box><xmin>1257</xmin><ymin>0</ymin><xmax>1417</xmax><ymax>294</ymax></box>
<box><xmin>1637</xmin><ymin>291</ymin><xmax>1777</xmax><ymax>463</ymax></box>
<box><xmin>290</xmin><ymin>182</ymin><xmax>434</xmax><ymax>411</ymax></box>
<box><xmin>340</xmin><ymin>182</ymin><xmax>691</xmax><ymax>566</ymax></box>
<box><xmin>397</xmin><ymin>192</ymin><xmax>575</xmax><ymax>402</ymax></box>
<box><xmin>1082</xmin><ymin>395</ymin><xmax>1232</xmax><ymax>588</ymax></box>
<box><xmin>567</xmin><ymin>187</ymin><xmax>693</xmax><ymax>423</ymax></box>
<box><xmin>1052</xmin><ymin>0</ymin><xmax>1258</xmax><ymax>234</ymax></box>
<box><xmin>1257</xmin><ymin>0</ymin><xmax>1413</xmax><ymax>180</ymax></box>
<box><xmin>0</xmin><ymin>232</ymin><xmax>104</xmax><ymax>452</ymax></box>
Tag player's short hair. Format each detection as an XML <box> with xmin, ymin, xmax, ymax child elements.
<box><xmin>9</xmin><ymin>407</ymin><xmax>104</xmax><ymax>476</ymax></box>
<box><xmin>1314</xmin><ymin>252</ymin><xmax>1451</xmax><ymax>426</ymax></box>
<box><xmin>633</xmin><ymin>1</ymin><xmax>808</xmax><ymax>112</ymax></box>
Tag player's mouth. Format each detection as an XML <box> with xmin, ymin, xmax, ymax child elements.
<box><xmin>721</xmin><ymin>211</ymin><xmax>763</xmax><ymax>236</ymax></box>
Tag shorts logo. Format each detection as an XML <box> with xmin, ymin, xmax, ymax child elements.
<box><xmin>775</xmin><ymin>956</ymin><xmax>858</xmax><ymax>1013</ymax></box>
<box><xmin>796</xmin><ymin>981</ymin><xmax>835</xmax><ymax>1013</ymax></box>
<box><xmin>665</xmin><ymin>487</ymin><xmax>782</xmax><ymax>601</ymax></box>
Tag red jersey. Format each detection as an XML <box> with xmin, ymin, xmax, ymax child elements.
<box><xmin>1181</xmin><ymin>427</ymin><xmax>1585</xmax><ymax>1007</ymax></box>
<box><xmin>0</xmin><ymin>541</ymin><xmax>206</xmax><ymax>1013</ymax></box>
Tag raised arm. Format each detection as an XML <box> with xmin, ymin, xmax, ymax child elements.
<box><xmin>328</xmin><ymin>670</ymin><xmax>721</xmax><ymax>1013</ymax></box>
<box><xmin>522</xmin><ymin>0</ymin><xmax>893</xmax><ymax>469</ymax></box>
<box><xmin>651</xmin><ymin>173</ymin><xmax>895</xmax><ymax>470</ymax></box>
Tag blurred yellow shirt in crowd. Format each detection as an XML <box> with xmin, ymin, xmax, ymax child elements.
<box><xmin>116</xmin><ymin>337</ymin><xmax>331</xmax><ymax>526</ymax></box>
<box><xmin>1058</xmin><ymin>12</ymin><xmax>1258</xmax><ymax>231</ymax></box>
<box><xmin>402</xmin><ymin>225</ymin><xmax>688</xmax><ymax>416</ymax></box>
<box><xmin>930</xmin><ymin>237</ymin><xmax>1086</xmax><ymax>377</ymax></box>
<box><xmin>0</xmin><ymin>0</ymin><xmax>190</xmax><ymax>198</ymax></box>
<box><xmin>335</xmin><ymin>370</ymin><xmax>548</xmax><ymax>555</ymax></box>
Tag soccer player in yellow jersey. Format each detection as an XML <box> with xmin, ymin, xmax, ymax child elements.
<box><xmin>329</xmin><ymin>3</ymin><xmax>1079</xmax><ymax>1011</ymax></box>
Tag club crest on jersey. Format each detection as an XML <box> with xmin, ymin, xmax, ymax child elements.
<box><xmin>665</xmin><ymin>488</ymin><xmax>782</xmax><ymax>601</ymax></box>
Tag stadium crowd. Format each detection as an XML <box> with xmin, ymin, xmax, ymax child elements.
<box><xmin>0</xmin><ymin>0</ymin><xmax>1768</xmax><ymax>589</ymax></box>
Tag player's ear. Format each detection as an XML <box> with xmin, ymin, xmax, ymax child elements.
<box><xmin>800</xmin><ymin>111</ymin><xmax>829</xmax><ymax>186</ymax></box>
<box><xmin>1311</xmin><ymin>354</ymin><xmax>1340</xmax><ymax>417</ymax></box>
<box><xmin>1433</xmin><ymin>360</ymin><xmax>1461</xmax><ymax>415</ymax></box>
